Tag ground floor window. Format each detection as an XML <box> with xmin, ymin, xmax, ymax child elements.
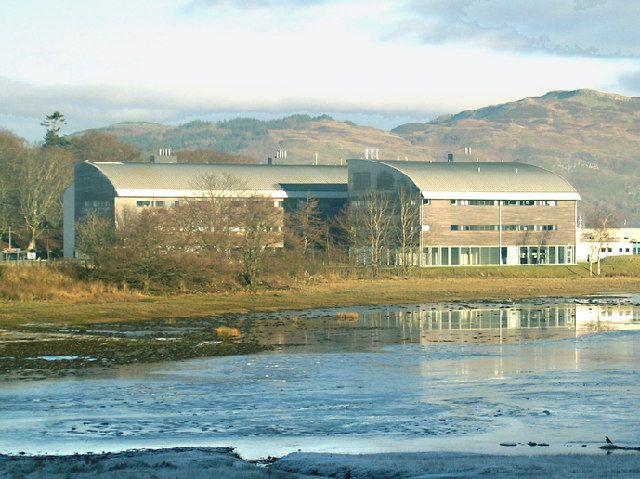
<box><xmin>423</xmin><ymin>245</ymin><xmax>574</xmax><ymax>266</ymax></box>
<box><xmin>350</xmin><ymin>245</ymin><xmax>575</xmax><ymax>267</ymax></box>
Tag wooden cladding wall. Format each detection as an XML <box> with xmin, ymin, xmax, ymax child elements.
<box><xmin>421</xmin><ymin>200</ymin><xmax>576</xmax><ymax>246</ymax></box>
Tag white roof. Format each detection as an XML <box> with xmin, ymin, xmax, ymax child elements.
<box><xmin>352</xmin><ymin>160</ymin><xmax>581</xmax><ymax>200</ymax></box>
<box><xmin>88</xmin><ymin>162</ymin><xmax>347</xmax><ymax>199</ymax></box>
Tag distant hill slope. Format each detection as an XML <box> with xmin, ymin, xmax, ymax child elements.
<box><xmin>90</xmin><ymin>90</ymin><xmax>640</xmax><ymax>225</ymax></box>
<box><xmin>392</xmin><ymin>89</ymin><xmax>640</xmax><ymax>225</ymax></box>
<box><xmin>92</xmin><ymin>115</ymin><xmax>433</xmax><ymax>164</ymax></box>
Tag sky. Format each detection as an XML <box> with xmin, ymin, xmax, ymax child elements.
<box><xmin>1</xmin><ymin>0</ymin><xmax>639</xmax><ymax>141</ymax></box>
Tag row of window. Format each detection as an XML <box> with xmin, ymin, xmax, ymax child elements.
<box><xmin>450</xmin><ymin>200</ymin><xmax>557</xmax><ymax>206</ymax></box>
<box><xmin>351</xmin><ymin>198</ymin><xmax>558</xmax><ymax>207</ymax></box>
<box><xmin>136</xmin><ymin>200</ymin><xmax>181</xmax><ymax>208</ymax></box>
<box><xmin>425</xmin><ymin>245</ymin><xmax>573</xmax><ymax>266</ymax></box>
<box><xmin>83</xmin><ymin>200</ymin><xmax>110</xmax><ymax>208</ymax></box>
<box><xmin>601</xmin><ymin>247</ymin><xmax>632</xmax><ymax>253</ymax></box>
<box><xmin>450</xmin><ymin>224</ymin><xmax>558</xmax><ymax>231</ymax></box>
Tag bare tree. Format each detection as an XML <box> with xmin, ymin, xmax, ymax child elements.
<box><xmin>75</xmin><ymin>212</ymin><xmax>117</xmax><ymax>269</ymax></box>
<box><xmin>233</xmin><ymin>199</ymin><xmax>282</xmax><ymax>286</ymax></box>
<box><xmin>0</xmin><ymin>166</ymin><xmax>11</xmax><ymax>241</ymax></box>
<box><xmin>586</xmin><ymin>213</ymin><xmax>613</xmax><ymax>276</ymax></box>
<box><xmin>15</xmin><ymin>148</ymin><xmax>73</xmax><ymax>251</ymax></box>
<box><xmin>347</xmin><ymin>190</ymin><xmax>394</xmax><ymax>275</ymax></box>
<box><xmin>287</xmin><ymin>198</ymin><xmax>325</xmax><ymax>257</ymax></box>
<box><xmin>0</xmin><ymin>131</ymin><xmax>25</xmax><ymax>243</ymax></box>
<box><xmin>395</xmin><ymin>184</ymin><xmax>421</xmax><ymax>271</ymax></box>
<box><xmin>188</xmin><ymin>172</ymin><xmax>283</xmax><ymax>287</ymax></box>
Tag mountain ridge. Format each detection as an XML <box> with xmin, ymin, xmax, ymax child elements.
<box><xmin>85</xmin><ymin>89</ymin><xmax>640</xmax><ymax>224</ymax></box>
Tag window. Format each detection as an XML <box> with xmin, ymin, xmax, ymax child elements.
<box><xmin>352</xmin><ymin>172</ymin><xmax>371</xmax><ymax>191</ymax></box>
<box><xmin>421</xmin><ymin>225</ymin><xmax>431</xmax><ymax>232</ymax></box>
<box><xmin>422</xmin><ymin>198</ymin><xmax>430</xmax><ymax>205</ymax></box>
<box><xmin>83</xmin><ymin>200</ymin><xmax>109</xmax><ymax>208</ymax></box>
<box><xmin>451</xmin><ymin>224</ymin><xmax>558</xmax><ymax>232</ymax></box>
<box><xmin>451</xmin><ymin>200</ymin><xmax>496</xmax><ymax>206</ymax></box>
<box><xmin>499</xmin><ymin>200</ymin><xmax>556</xmax><ymax>206</ymax></box>
<box><xmin>376</xmin><ymin>172</ymin><xmax>395</xmax><ymax>190</ymax></box>
<box><xmin>136</xmin><ymin>201</ymin><xmax>152</xmax><ymax>207</ymax></box>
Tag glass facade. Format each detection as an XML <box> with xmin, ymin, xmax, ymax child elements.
<box><xmin>421</xmin><ymin>245</ymin><xmax>574</xmax><ymax>266</ymax></box>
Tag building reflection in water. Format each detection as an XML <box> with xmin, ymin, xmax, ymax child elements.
<box><xmin>258</xmin><ymin>302</ymin><xmax>640</xmax><ymax>355</ymax></box>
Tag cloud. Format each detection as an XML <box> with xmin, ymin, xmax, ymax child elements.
<box><xmin>0</xmin><ymin>77</ymin><xmax>443</xmax><ymax>141</ymax></box>
<box><xmin>618</xmin><ymin>69</ymin><xmax>640</xmax><ymax>93</ymax></box>
<box><xmin>399</xmin><ymin>0</ymin><xmax>640</xmax><ymax>58</ymax></box>
<box><xmin>182</xmin><ymin>0</ymin><xmax>337</xmax><ymax>11</ymax></box>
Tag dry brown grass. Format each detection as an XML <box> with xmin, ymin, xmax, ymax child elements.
<box><xmin>0</xmin><ymin>265</ymin><xmax>140</xmax><ymax>303</ymax></box>
<box><xmin>335</xmin><ymin>311</ymin><xmax>359</xmax><ymax>320</ymax></box>
<box><xmin>2</xmin><ymin>270</ymin><xmax>640</xmax><ymax>328</ymax></box>
<box><xmin>215</xmin><ymin>326</ymin><xmax>241</xmax><ymax>339</ymax></box>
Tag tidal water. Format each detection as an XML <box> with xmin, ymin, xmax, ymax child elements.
<box><xmin>1</xmin><ymin>295</ymin><xmax>639</xmax><ymax>459</ymax></box>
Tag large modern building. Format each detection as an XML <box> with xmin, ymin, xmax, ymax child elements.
<box><xmin>348</xmin><ymin>159</ymin><xmax>581</xmax><ymax>266</ymax></box>
<box><xmin>63</xmin><ymin>161</ymin><xmax>347</xmax><ymax>258</ymax></box>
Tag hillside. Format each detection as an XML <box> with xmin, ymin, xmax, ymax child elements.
<box><xmin>93</xmin><ymin>115</ymin><xmax>431</xmax><ymax>164</ymax></box>
<box><xmin>90</xmin><ymin>90</ymin><xmax>640</xmax><ymax>225</ymax></box>
<box><xmin>392</xmin><ymin>89</ymin><xmax>640</xmax><ymax>224</ymax></box>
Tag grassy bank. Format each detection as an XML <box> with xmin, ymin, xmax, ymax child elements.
<box><xmin>2</xmin><ymin>275</ymin><xmax>640</xmax><ymax>328</ymax></box>
<box><xmin>1</xmin><ymin>258</ymin><xmax>640</xmax><ymax>328</ymax></box>
<box><xmin>3</xmin><ymin>258</ymin><xmax>640</xmax><ymax>380</ymax></box>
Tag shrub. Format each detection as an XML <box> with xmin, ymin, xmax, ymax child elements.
<box><xmin>215</xmin><ymin>326</ymin><xmax>241</xmax><ymax>339</ymax></box>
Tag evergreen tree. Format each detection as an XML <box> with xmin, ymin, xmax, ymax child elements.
<box><xmin>41</xmin><ymin>111</ymin><xmax>70</xmax><ymax>147</ymax></box>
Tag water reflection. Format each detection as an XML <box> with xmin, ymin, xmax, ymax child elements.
<box><xmin>249</xmin><ymin>301</ymin><xmax>640</xmax><ymax>352</ymax></box>
<box><xmin>575</xmin><ymin>304</ymin><xmax>640</xmax><ymax>331</ymax></box>
<box><xmin>1</xmin><ymin>297</ymin><xmax>640</xmax><ymax>457</ymax></box>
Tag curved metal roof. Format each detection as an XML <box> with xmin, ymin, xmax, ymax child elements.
<box><xmin>356</xmin><ymin>160</ymin><xmax>581</xmax><ymax>200</ymax></box>
<box><xmin>88</xmin><ymin>162</ymin><xmax>347</xmax><ymax>198</ymax></box>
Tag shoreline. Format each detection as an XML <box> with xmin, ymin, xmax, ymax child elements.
<box><xmin>2</xmin><ymin>276</ymin><xmax>640</xmax><ymax>327</ymax></box>
<box><xmin>2</xmin><ymin>276</ymin><xmax>639</xmax><ymax>381</ymax></box>
<box><xmin>2</xmin><ymin>447</ymin><xmax>639</xmax><ymax>478</ymax></box>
